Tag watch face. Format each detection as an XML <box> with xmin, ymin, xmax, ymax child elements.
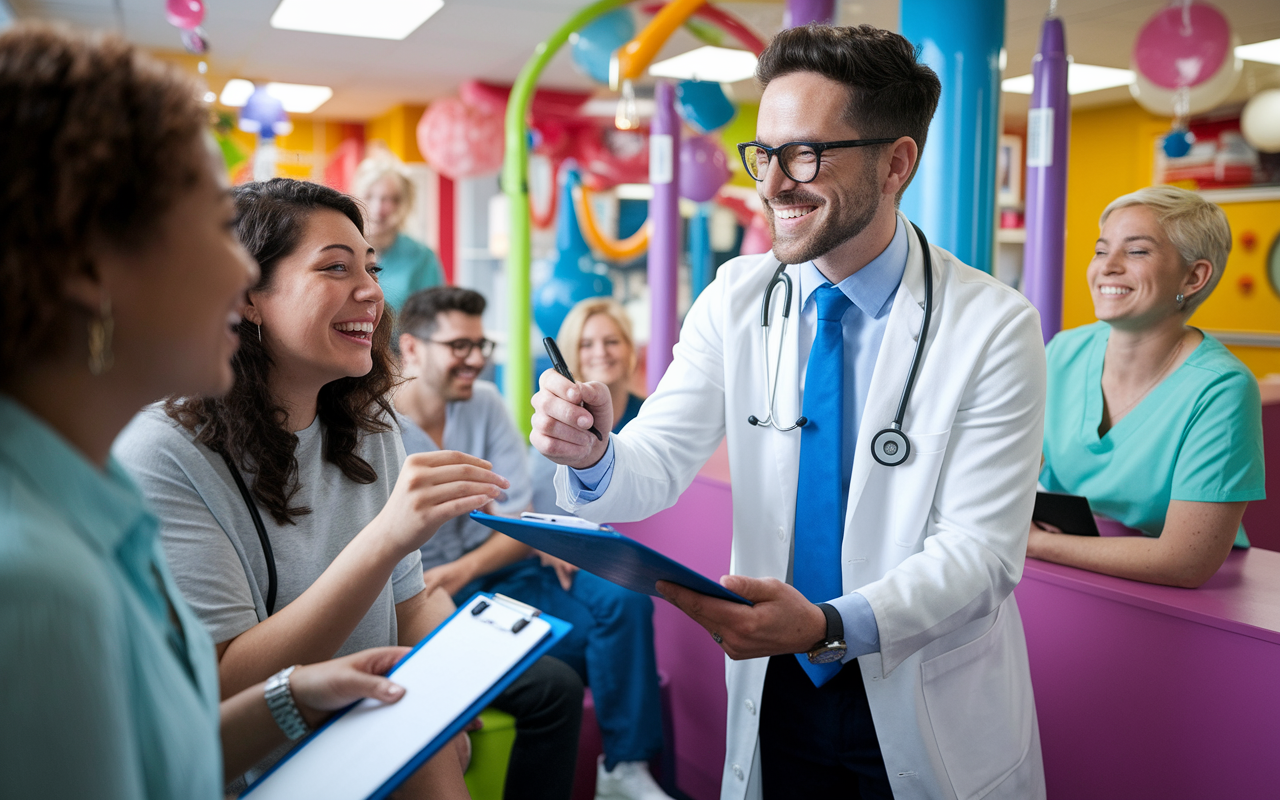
<box><xmin>807</xmin><ymin>643</ymin><xmax>847</xmax><ymax>664</ymax></box>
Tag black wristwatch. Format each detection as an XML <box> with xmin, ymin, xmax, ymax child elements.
<box><xmin>806</xmin><ymin>603</ymin><xmax>848</xmax><ymax>664</ymax></box>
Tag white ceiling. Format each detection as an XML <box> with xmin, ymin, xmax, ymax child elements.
<box><xmin>11</xmin><ymin>0</ymin><xmax>1280</xmax><ymax>122</ymax></box>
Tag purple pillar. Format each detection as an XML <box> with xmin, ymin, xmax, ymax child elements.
<box><xmin>1021</xmin><ymin>17</ymin><xmax>1070</xmax><ymax>343</ymax></box>
<box><xmin>784</xmin><ymin>0</ymin><xmax>836</xmax><ymax>27</ymax></box>
<box><xmin>648</xmin><ymin>80</ymin><xmax>681</xmax><ymax>393</ymax></box>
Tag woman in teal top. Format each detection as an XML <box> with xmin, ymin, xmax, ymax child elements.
<box><xmin>0</xmin><ymin>26</ymin><xmax>419</xmax><ymax>798</ymax></box>
<box><xmin>354</xmin><ymin>158</ymin><xmax>445</xmax><ymax>311</ymax></box>
<box><xmin>1030</xmin><ymin>186</ymin><xmax>1266</xmax><ymax>588</ymax></box>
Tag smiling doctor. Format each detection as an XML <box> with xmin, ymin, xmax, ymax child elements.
<box><xmin>532</xmin><ymin>24</ymin><xmax>1047</xmax><ymax>800</ymax></box>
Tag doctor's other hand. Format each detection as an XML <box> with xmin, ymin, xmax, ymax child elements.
<box><xmin>289</xmin><ymin>646</ymin><xmax>411</xmax><ymax>729</ymax></box>
<box><xmin>656</xmin><ymin>576</ymin><xmax>827</xmax><ymax>661</ymax></box>
<box><xmin>531</xmin><ymin>369</ymin><xmax>613</xmax><ymax>470</ymax></box>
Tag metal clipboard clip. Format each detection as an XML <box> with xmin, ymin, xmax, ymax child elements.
<box><xmin>469</xmin><ymin>593</ymin><xmax>542</xmax><ymax>634</ymax></box>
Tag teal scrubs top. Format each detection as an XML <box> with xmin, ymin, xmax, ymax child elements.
<box><xmin>0</xmin><ymin>396</ymin><xmax>222</xmax><ymax>799</ymax></box>
<box><xmin>1039</xmin><ymin>323</ymin><xmax>1266</xmax><ymax>548</ymax></box>
<box><xmin>379</xmin><ymin>232</ymin><xmax>444</xmax><ymax>312</ymax></box>
<box><xmin>613</xmin><ymin>393</ymin><xmax>644</xmax><ymax>433</ymax></box>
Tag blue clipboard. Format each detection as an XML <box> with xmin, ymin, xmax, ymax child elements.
<box><xmin>240</xmin><ymin>593</ymin><xmax>571</xmax><ymax>800</ymax></box>
<box><xmin>470</xmin><ymin>510</ymin><xmax>752</xmax><ymax>606</ymax></box>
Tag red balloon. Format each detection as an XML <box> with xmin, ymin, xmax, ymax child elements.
<box><xmin>165</xmin><ymin>0</ymin><xmax>205</xmax><ymax>30</ymax></box>
<box><xmin>416</xmin><ymin>98</ymin><xmax>505</xmax><ymax>181</ymax></box>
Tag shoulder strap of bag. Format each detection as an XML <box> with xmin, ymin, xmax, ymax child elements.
<box><xmin>218</xmin><ymin>452</ymin><xmax>278</xmax><ymax>615</ymax></box>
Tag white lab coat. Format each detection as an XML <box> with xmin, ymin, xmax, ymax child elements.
<box><xmin>556</xmin><ymin>216</ymin><xmax>1047</xmax><ymax>800</ymax></box>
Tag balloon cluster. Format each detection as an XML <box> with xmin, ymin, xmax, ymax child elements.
<box><xmin>1130</xmin><ymin>2</ymin><xmax>1241</xmax><ymax>157</ymax></box>
<box><xmin>165</xmin><ymin>0</ymin><xmax>209</xmax><ymax>55</ymax></box>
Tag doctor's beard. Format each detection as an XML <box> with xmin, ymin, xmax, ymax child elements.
<box><xmin>764</xmin><ymin>161</ymin><xmax>882</xmax><ymax>266</ymax></box>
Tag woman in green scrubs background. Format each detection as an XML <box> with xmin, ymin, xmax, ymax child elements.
<box><xmin>1030</xmin><ymin>185</ymin><xmax>1266</xmax><ymax>588</ymax></box>
<box><xmin>353</xmin><ymin>156</ymin><xmax>445</xmax><ymax>312</ymax></box>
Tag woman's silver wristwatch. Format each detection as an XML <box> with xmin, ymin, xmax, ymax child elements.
<box><xmin>264</xmin><ymin>665</ymin><xmax>310</xmax><ymax>740</ymax></box>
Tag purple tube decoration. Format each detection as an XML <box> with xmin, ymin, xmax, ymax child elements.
<box><xmin>784</xmin><ymin>0</ymin><xmax>836</xmax><ymax>27</ymax></box>
<box><xmin>1021</xmin><ymin>16</ymin><xmax>1070</xmax><ymax>343</ymax></box>
<box><xmin>648</xmin><ymin>80</ymin><xmax>681</xmax><ymax>392</ymax></box>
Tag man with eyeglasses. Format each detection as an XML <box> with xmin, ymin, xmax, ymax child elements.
<box><xmin>532</xmin><ymin>24</ymin><xmax>1047</xmax><ymax>800</ymax></box>
<box><xmin>395</xmin><ymin>286</ymin><xmax>674</xmax><ymax>800</ymax></box>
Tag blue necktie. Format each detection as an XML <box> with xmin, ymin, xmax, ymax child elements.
<box><xmin>793</xmin><ymin>284</ymin><xmax>852</xmax><ymax>687</ymax></box>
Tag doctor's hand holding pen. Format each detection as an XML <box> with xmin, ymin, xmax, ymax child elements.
<box><xmin>531</xmin><ymin>369</ymin><xmax>614</xmax><ymax>470</ymax></box>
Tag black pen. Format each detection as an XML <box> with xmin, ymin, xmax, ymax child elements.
<box><xmin>542</xmin><ymin>336</ymin><xmax>604</xmax><ymax>441</ymax></box>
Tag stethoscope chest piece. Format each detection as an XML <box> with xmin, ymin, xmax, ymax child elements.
<box><xmin>871</xmin><ymin>427</ymin><xmax>911</xmax><ymax>467</ymax></box>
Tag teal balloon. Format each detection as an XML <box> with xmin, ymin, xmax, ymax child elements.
<box><xmin>533</xmin><ymin>164</ymin><xmax>614</xmax><ymax>339</ymax></box>
<box><xmin>676</xmin><ymin>80</ymin><xmax>736</xmax><ymax>134</ymax></box>
<box><xmin>571</xmin><ymin>9</ymin><xmax>634</xmax><ymax>86</ymax></box>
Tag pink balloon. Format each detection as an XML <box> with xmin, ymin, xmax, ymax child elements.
<box><xmin>165</xmin><ymin>0</ymin><xmax>205</xmax><ymax>30</ymax></box>
<box><xmin>1133</xmin><ymin>3</ymin><xmax>1232</xmax><ymax>89</ymax></box>
<box><xmin>679</xmin><ymin>135</ymin><xmax>731</xmax><ymax>203</ymax></box>
<box><xmin>416</xmin><ymin>98</ymin><xmax>505</xmax><ymax>181</ymax></box>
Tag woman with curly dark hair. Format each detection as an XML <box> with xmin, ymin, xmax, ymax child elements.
<box><xmin>114</xmin><ymin>177</ymin><xmax>584</xmax><ymax>797</ymax></box>
<box><xmin>0</xmin><ymin>24</ymin><xmax>468</xmax><ymax>800</ymax></box>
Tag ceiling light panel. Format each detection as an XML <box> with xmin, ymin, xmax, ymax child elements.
<box><xmin>271</xmin><ymin>0</ymin><xmax>445</xmax><ymax>40</ymax></box>
<box><xmin>1002</xmin><ymin>63</ymin><xmax>1134</xmax><ymax>95</ymax></box>
<box><xmin>218</xmin><ymin>80</ymin><xmax>334</xmax><ymax>114</ymax></box>
<box><xmin>1236</xmin><ymin>38</ymin><xmax>1280</xmax><ymax>66</ymax></box>
<box><xmin>649</xmin><ymin>46</ymin><xmax>758</xmax><ymax>83</ymax></box>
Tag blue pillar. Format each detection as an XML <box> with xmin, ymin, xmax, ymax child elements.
<box><xmin>689</xmin><ymin>203</ymin><xmax>714</xmax><ymax>301</ymax></box>
<box><xmin>899</xmin><ymin>0</ymin><xmax>1004</xmax><ymax>274</ymax></box>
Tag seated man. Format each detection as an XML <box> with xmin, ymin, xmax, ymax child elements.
<box><xmin>395</xmin><ymin>287</ymin><xmax>672</xmax><ymax>800</ymax></box>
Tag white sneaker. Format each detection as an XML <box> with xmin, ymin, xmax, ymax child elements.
<box><xmin>594</xmin><ymin>756</ymin><xmax>675</xmax><ymax>800</ymax></box>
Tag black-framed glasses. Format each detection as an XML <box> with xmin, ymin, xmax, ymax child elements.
<box><xmin>426</xmin><ymin>337</ymin><xmax>496</xmax><ymax>359</ymax></box>
<box><xmin>737</xmin><ymin>138</ymin><xmax>898</xmax><ymax>183</ymax></box>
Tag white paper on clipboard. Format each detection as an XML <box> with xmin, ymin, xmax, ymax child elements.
<box><xmin>243</xmin><ymin>595</ymin><xmax>552</xmax><ymax>800</ymax></box>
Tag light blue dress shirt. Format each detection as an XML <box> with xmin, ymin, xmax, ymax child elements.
<box><xmin>0</xmin><ymin>395</ymin><xmax>223</xmax><ymax>800</ymax></box>
<box><xmin>569</xmin><ymin>219</ymin><xmax>909</xmax><ymax>661</ymax></box>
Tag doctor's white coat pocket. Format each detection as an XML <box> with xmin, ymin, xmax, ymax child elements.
<box><xmin>861</xmin><ymin>428</ymin><xmax>950</xmax><ymax>548</ymax></box>
<box><xmin>920</xmin><ymin>600</ymin><xmax>1035</xmax><ymax>800</ymax></box>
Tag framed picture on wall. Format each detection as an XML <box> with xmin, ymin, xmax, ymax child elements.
<box><xmin>998</xmin><ymin>134</ymin><xmax>1022</xmax><ymax>207</ymax></box>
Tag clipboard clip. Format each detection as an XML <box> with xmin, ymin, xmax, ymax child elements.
<box><xmin>470</xmin><ymin>594</ymin><xmax>542</xmax><ymax>634</ymax></box>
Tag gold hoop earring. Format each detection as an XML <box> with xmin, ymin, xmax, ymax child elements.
<box><xmin>88</xmin><ymin>295</ymin><xmax>114</xmax><ymax>376</ymax></box>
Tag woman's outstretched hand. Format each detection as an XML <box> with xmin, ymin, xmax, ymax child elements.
<box><xmin>374</xmin><ymin>450</ymin><xmax>510</xmax><ymax>556</ymax></box>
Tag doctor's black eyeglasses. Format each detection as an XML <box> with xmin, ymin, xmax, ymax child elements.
<box><xmin>737</xmin><ymin>138</ymin><xmax>899</xmax><ymax>183</ymax></box>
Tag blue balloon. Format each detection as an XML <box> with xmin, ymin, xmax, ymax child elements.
<box><xmin>240</xmin><ymin>86</ymin><xmax>288</xmax><ymax>139</ymax></box>
<box><xmin>676</xmin><ymin>80</ymin><xmax>736</xmax><ymax>134</ymax></box>
<box><xmin>532</xmin><ymin>164</ymin><xmax>614</xmax><ymax>339</ymax></box>
<box><xmin>1162</xmin><ymin>128</ymin><xmax>1194</xmax><ymax>159</ymax></box>
<box><xmin>572</xmin><ymin>8</ymin><xmax>635</xmax><ymax>86</ymax></box>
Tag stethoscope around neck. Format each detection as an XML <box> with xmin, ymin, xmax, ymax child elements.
<box><xmin>747</xmin><ymin>222</ymin><xmax>935</xmax><ymax>468</ymax></box>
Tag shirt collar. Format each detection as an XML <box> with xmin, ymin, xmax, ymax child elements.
<box><xmin>0</xmin><ymin>394</ymin><xmax>153</xmax><ymax>555</ymax></box>
<box><xmin>799</xmin><ymin>216</ymin><xmax>908</xmax><ymax>319</ymax></box>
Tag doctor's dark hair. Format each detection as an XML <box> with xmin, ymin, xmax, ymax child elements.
<box><xmin>165</xmin><ymin>178</ymin><xmax>399</xmax><ymax>526</ymax></box>
<box><xmin>755</xmin><ymin>24</ymin><xmax>941</xmax><ymax>188</ymax></box>
<box><xmin>399</xmin><ymin>286</ymin><xmax>487</xmax><ymax>341</ymax></box>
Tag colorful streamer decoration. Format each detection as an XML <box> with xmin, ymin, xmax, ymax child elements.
<box><xmin>572</xmin><ymin>183</ymin><xmax>651</xmax><ymax>262</ymax></box>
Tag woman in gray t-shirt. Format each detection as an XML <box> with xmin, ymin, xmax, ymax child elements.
<box><xmin>114</xmin><ymin>179</ymin><xmax>515</xmax><ymax>796</ymax></box>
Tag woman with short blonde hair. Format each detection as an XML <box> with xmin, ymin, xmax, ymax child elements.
<box><xmin>1029</xmin><ymin>185</ymin><xmax>1265</xmax><ymax>588</ymax></box>
<box><xmin>351</xmin><ymin>155</ymin><xmax>443</xmax><ymax>311</ymax></box>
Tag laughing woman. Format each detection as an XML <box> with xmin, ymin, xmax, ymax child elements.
<box><xmin>1030</xmin><ymin>186</ymin><xmax>1266</xmax><ymax>588</ymax></box>
<box><xmin>114</xmin><ymin>178</ymin><xmax>582</xmax><ymax>796</ymax></box>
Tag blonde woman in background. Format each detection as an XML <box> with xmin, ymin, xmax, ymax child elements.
<box><xmin>352</xmin><ymin>155</ymin><xmax>444</xmax><ymax>311</ymax></box>
<box><xmin>1031</xmin><ymin>185</ymin><xmax>1266</xmax><ymax>588</ymax></box>
<box><xmin>530</xmin><ymin>298</ymin><xmax>645</xmax><ymax>516</ymax></box>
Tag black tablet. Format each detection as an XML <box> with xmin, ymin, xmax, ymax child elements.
<box><xmin>1032</xmin><ymin>492</ymin><xmax>1100</xmax><ymax>536</ymax></box>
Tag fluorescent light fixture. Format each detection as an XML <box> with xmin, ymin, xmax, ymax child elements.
<box><xmin>219</xmin><ymin>79</ymin><xmax>256</xmax><ymax>107</ymax></box>
<box><xmin>1002</xmin><ymin>63</ymin><xmax>1134</xmax><ymax>95</ymax></box>
<box><xmin>218</xmin><ymin>80</ymin><xmax>334</xmax><ymax>113</ymax></box>
<box><xmin>1236</xmin><ymin>38</ymin><xmax>1280</xmax><ymax>66</ymax></box>
<box><xmin>270</xmin><ymin>0</ymin><xmax>444</xmax><ymax>40</ymax></box>
<box><xmin>649</xmin><ymin>46</ymin><xmax>758</xmax><ymax>83</ymax></box>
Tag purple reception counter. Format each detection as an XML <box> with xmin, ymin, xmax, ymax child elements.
<box><xmin>1016</xmin><ymin>551</ymin><xmax>1280</xmax><ymax>799</ymax></box>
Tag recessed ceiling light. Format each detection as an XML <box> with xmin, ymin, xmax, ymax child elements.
<box><xmin>649</xmin><ymin>46</ymin><xmax>758</xmax><ymax>83</ymax></box>
<box><xmin>270</xmin><ymin>0</ymin><xmax>444</xmax><ymax>40</ymax></box>
<box><xmin>1236</xmin><ymin>38</ymin><xmax>1280</xmax><ymax>66</ymax></box>
<box><xmin>1002</xmin><ymin>63</ymin><xmax>1134</xmax><ymax>95</ymax></box>
<box><xmin>218</xmin><ymin>80</ymin><xmax>334</xmax><ymax>113</ymax></box>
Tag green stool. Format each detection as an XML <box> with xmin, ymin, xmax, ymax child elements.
<box><xmin>463</xmin><ymin>707</ymin><xmax>518</xmax><ymax>800</ymax></box>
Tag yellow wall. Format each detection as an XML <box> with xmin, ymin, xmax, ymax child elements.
<box><xmin>366</xmin><ymin>104</ymin><xmax>427</xmax><ymax>163</ymax></box>
<box><xmin>1061</xmin><ymin>100</ymin><xmax>1280</xmax><ymax>377</ymax></box>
